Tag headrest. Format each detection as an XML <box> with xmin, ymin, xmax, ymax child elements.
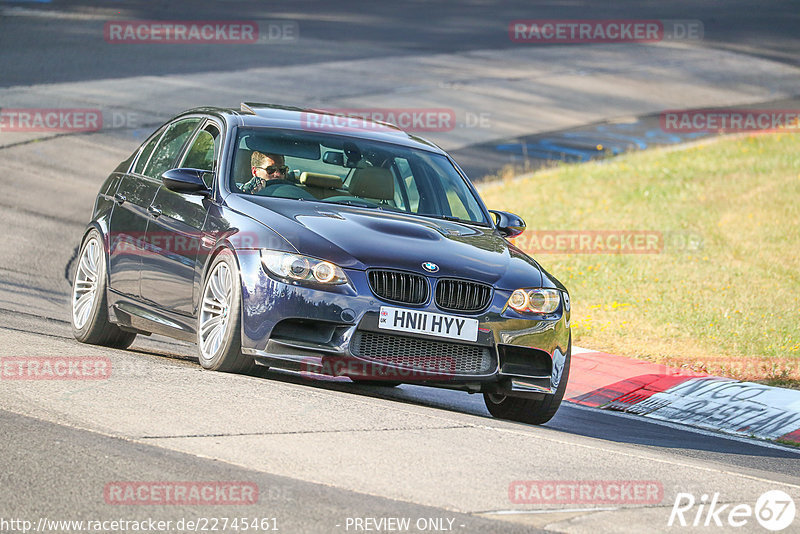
<box><xmin>299</xmin><ymin>172</ymin><xmax>343</xmax><ymax>189</ymax></box>
<box><xmin>348</xmin><ymin>167</ymin><xmax>394</xmax><ymax>200</ymax></box>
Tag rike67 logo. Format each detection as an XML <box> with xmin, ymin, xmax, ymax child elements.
<box><xmin>669</xmin><ymin>490</ymin><xmax>796</xmax><ymax>531</ymax></box>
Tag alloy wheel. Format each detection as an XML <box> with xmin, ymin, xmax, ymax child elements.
<box><xmin>199</xmin><ymin>262</ymin><xmax>233</xmax><ymax>359</ymax></box>
<box><xmin>72</xmin><ymin>237</ymin><xmax>101</xmax><ymax>330</ymax></box>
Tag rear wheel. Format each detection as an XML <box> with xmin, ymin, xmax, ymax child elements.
<box><xmin>197</xmin><ymin>250</ymin><xmax>255</xmax><ymax>373</ymax></box>
<box><xmin>483</xmin><ymin>344</ymin><xmax>571</xmax><ymax>425</ymax></box>
<box><xmin>71</xmin><ymin>229</ymin><xmax>136</xmax><ymax>349</ymax></box>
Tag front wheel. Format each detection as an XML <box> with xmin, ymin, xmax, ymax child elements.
<box><xmin>483</xmin><ymin>344</ymin><xmax>571</xmax><ymax>425</ymax></box>
<box><xmin>197</xmin><ymin>250</ymin><xmax>255</xmax><ymax>373</ymax></box>
<box><xmin>71</xmin><ymin>229</ymin><xmax>136</xmax><ymax>349</ymax></box>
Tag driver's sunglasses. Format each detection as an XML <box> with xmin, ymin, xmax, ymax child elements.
<box><xmin>260</xmin><ymin>164</ymin><xmax>289</xmax><ymax>174</ymax></box>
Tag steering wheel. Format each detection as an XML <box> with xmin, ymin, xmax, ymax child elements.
<box><xmin>259</xmin><ymin>181</ymin><xmax>316</xmax><ymax>200</ymax></box>
<box><xmin>260</xmin><ymin>178</ymin><xmax>297</xmax><ymax>188</ymax></box>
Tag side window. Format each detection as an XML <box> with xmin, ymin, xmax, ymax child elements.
<box><xmin>181</xmin><ymin>124</ymin><xmax>221</xmax><ymax>187</ymax></box>
<box><xmin>143</xmin><ymin>118</ymin><xmax>200</xmax><ymax>179</ymax></box>
<box><xmin>132</xmin><ymin>126</ymin><xmax>166</xmax><ymax>175</ymax></box>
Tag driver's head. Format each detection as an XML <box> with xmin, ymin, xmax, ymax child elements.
<box><xmin>251</xmin><ymin>151</ymin><xmax>287</xmax><ymax>182</ymax></box>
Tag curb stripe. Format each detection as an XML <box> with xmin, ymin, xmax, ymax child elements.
<box><xmin>566</xmin><ymin>351</ymin><xmax>705</xmax><ymax>407</ymax></box>
<box><xmin>566</xmin><ymin>351</ymin><xmax>800</xmax><ymax>444</ymax></box>
<box><xmin>778</xmin><ymin>428</ymin><xmax>800</xmax><ymax>445</ymax></box>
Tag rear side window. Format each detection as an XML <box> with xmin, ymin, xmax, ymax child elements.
<box><xmin>132</xmin><ymin>126</ymin><xmax>165</xmax><ymax>175</ymax></box>
<box><xmin>142</xmin><ymin>118</ymin><xmax>200</xmax><ymax>179</ymax></box>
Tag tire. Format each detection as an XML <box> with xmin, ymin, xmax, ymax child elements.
<box><xmin>197</xmin><ymin>249</ymin><xmax>255</xmax><ymax>373</ymax></box>
<box><xmin>483</xmin><ymin>341</ymin><xmax>571</xmax><ymax>425</ymax></box>
<box><xmin>71</xmin><ymin>229</ymin><xmax>137</xmax><ymax>349</ymax></box>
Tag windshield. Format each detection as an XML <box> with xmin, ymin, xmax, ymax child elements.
<box><xmin>229</xmin><ymin>128</ymin><xmax>489</xmax><ymax>224</ymax></box>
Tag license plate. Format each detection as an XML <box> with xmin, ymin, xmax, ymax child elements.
<box><xmin>378</xmin><ymin>306</ymin><xmax>479</xmax><ymax>342</ymax></box>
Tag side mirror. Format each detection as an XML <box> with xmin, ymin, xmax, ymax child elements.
<box><xmin>162</xmin><ymin>168</ymin><xmax>212</xmax><ymax>196</ymax></box>
<box><xmin>322</xmin><ymin>151</ymin><xmax>345</xmax><ymax>166</ymax></box>
<box><xmin>489</xmin><ymin>210</ymin><xmax>526</xmax><ymax>238</ymax></box>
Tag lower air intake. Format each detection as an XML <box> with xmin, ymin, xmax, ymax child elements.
<box><xmin>351</xmin><ymin>331</ymin><xmax>494</xmax><ymax>375</ymax></box>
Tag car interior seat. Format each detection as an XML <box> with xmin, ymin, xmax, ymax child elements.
<box><xmin>347</xmin><ymin>167</ymin><xmax>394</xmax><ymax>203</ymax></box>
<box><xmin>299</xmin><ymin>172</ymin><xmax>345</xmax><ymax>199</ymax></box>
<box><xmin>232</xmin><ymin>148</ymin><xmax>254</xmax><ymax>190</ymax></box>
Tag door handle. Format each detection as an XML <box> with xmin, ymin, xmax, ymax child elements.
<box><xmin>114</xmin><ymin>193</ymin><xmax>126</xmax><ymax>205</ymax></box>
<box><xmin>148</xmin><ymin>205</ymin><xmax>162</xmax><ymax>218</ymax></box>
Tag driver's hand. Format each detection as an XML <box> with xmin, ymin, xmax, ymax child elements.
<box><xmin>251</xmin><ymin>178</ymin><xmax>267</xmax><ymax>194</ymax></box>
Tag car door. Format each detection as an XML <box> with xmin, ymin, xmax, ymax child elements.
<box><xmin>107</xmin><ymin>125</ymin><xmax>167</xmax><ymax>297</ymax></box>
<box><xmin>140</xmin><ymin>119</ymin><xmax>221</xmax><ymax>316</ymax></box>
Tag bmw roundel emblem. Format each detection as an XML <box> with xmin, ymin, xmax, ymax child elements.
<box><xmin>422</xmin><ymin>262</ymin><xmax>439</xmax><ymax>273</ymax></box>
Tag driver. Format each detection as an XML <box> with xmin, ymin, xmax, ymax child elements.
<box><xmin>240</xmin><ymin>151</ymin><xmax>290</xmax><ymax>194</ymax></box>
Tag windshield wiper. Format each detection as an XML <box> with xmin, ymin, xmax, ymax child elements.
<box><xmin>318</xmin><ymin>200</ymin><xmax>487</xmax><ymax>224</ymax></box>
<box><xmin>423</xmin><ymin>213</ymin><xmax>490</xmax><ymax>227</ymax></box>
<box><xmin>321</xmin><ymin>199</ymin><xmax>379</xmax><ymax>209</ymax></box>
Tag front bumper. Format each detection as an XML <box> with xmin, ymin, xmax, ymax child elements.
<box><xmin>237</xmin><ymin>251</ymin><xmax>570</xmax><ymax>396</ymax></box>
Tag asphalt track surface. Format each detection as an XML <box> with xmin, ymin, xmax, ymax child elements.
<box><xmin>2</xmin><ymin>0</ymin><xmax>799</xmax><ymax>87</ymax></box>
<box><xmin>1</xmin><ymin>2</ymin><xmax>800</xmax><ymax>533</ymax></box>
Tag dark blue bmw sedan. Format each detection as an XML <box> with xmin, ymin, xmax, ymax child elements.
<box><xmin>71</xmin><ymin>103</ymin><xmax>571</xmax><ymax>424</ymax></box>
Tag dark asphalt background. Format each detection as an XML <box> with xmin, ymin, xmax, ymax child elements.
<box><xmin>1</xmin><ymin>0</ymin><xmax>798</xmax><ymax>88</ymax></box>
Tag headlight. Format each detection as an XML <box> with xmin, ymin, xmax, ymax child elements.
<box><xmin>260</xmin><ymin>250</ymin><xmax>348</xmax><ymax>285</ymax></box>
<box><xmin>507</xmin><ymin>288</ymin><xmax>561</xmax><ymax>314</ymax></box>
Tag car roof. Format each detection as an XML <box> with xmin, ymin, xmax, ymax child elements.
<box><xmin>186</xmin><ymin>103</ymin><xmax>448</xmax><ymax>154</ymax></box>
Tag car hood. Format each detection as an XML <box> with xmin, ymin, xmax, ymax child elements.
<box><xmin>228</xmin><ymin>195</ymin><xmax>543</xmax><ymax>289</ymax></box>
